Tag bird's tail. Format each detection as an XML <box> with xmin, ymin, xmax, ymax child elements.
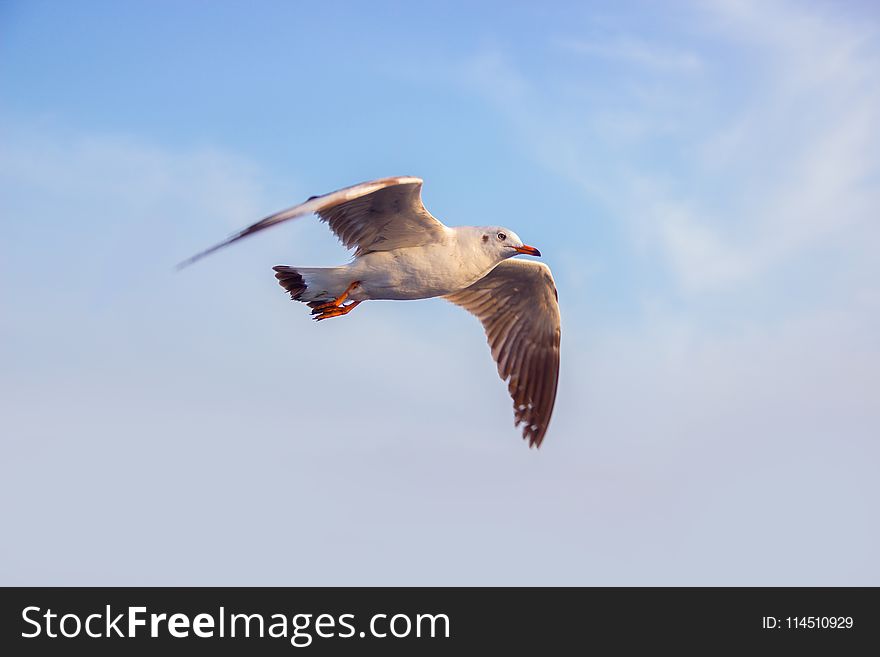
<box><xmin>273</xmin><ymin>266</ymin><xmax>307</xmax><ymax>300</ymax></box>
<box><xmin>272</xmin><ymin>266</ymin><xmax>348</xmax><ymax>305</ymax></box>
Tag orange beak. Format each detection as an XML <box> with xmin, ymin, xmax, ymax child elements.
<box><xmin>514</xmin><ymin>244</ymin><xmax>542</xmax><ymax>257</ymax></box>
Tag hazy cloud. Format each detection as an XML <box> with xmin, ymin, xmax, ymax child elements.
<box><xmin>559</xmin><ymin>36</ymin><xmax>703</xmax><ymax>73</ymax></box>
<box><xmin>466</xmin><ymin>1</ymin><xmax>880</xmax><ymax>295</ymax></box>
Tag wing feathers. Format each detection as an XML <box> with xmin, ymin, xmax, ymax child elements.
<box><xmin>445</xmin><ymin>259</ymin><xmax>561</xmax><ymax>447</ymax></box>
<box><xmin>178</xmin><ymin>176</ymin><xmax>445</xmax><ymax>268</ymax></box>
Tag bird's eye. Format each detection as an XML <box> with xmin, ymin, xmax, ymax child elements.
<box><xmin>497</xmin><ymin>232</ymin><xmax>507</xmax><ymax>241</ymax></box>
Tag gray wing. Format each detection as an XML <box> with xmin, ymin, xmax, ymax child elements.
<box><xmin>445</xmin><ymin>259</ymin><xmax>561</xmax><ymax>447</ymax></box>
<box><xmin>178</xmin><ymin>176</ymin><xmax>446</xmax><ymax>268</ymax></box>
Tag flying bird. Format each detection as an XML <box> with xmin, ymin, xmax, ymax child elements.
<box><xmin>180</xmin><ymin>176</ymin><xmax>561</xmax><ymax>447</ymax></box>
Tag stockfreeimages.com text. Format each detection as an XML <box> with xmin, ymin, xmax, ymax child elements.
<box><xmin>21</xmin><ymin>605</ymin><xmax>450</xmax><ymax>647</ymax></box>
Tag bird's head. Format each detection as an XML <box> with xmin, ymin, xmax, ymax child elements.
<box><xmin>480</xmin><ymin>227</ymin><xmax>542</xmax><ymax>262</ymax></box>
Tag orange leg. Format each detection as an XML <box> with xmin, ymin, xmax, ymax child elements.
<box><xmin>310</xmin><ymin>280</ymin><xmax>361</xmax><ymax>314</ymax></box>
<box><xmin>313</xmin><ymin>300</ymin><xmax>361</xmax><ymax>321</ymax></box>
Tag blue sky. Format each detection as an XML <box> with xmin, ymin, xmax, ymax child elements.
<box><xmin>1</xmin><ymin>0</ymin><xmax>879</xmax><ymax>584</ymax></box>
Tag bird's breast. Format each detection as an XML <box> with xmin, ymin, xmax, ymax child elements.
<box><xmin>350</xmin><ymin>244</ymin><xmax>495</xmax><ymax>301</ymax></box>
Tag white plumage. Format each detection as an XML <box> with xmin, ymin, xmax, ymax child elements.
<box><xmin>180</xmin><ymin>176</ymin><xmax>561</xmax><ymax>447</ymax></box>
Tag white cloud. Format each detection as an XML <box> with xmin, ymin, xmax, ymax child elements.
<box><xmin>465</xmin><ymin>1</ymin><xmax>880</xmax><ymax>296</ymax></box>
<box><xmin>655</xmin><ymin>203</ymin><xmax>750</xmax><ymax>291</ymax></box>
<box><xmin>559</xmin><ymin>36</ymin><xmax>703</xmax><ymax>73</ymax></box>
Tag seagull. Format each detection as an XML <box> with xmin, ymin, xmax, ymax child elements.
<box><xmin>180</xmin><ymin>176</ymin><xmax>561</xmax><ymax>447</ymax></box>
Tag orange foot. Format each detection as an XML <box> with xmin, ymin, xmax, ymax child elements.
<box><xmin>311</xmin><ymin>281</ymin><xmax>363</xmax><ymax>321</ymax></box>
<box><xmin>310</xmin><ymin>280</ymin><xmax>361</xmax><ymax>314</ymax></box>
<box><xmin>313</xmin><ymin>300</ymin><xmax>361</xmax><ymax>321</ymax></box>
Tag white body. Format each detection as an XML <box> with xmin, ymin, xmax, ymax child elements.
<box><xmin>296</xmin><ymin>227</ymin><xmax>505</xmax><ymax>303</ymax></box>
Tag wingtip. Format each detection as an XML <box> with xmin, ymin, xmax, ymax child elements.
<box><xmin>174</xmin><ymin>236</ymin><xmax>239</xmax><ymax>271</ymax></box>
<box><xmin>175</xmin><ymin>251</ymin><xmax>208</xmax><ymax>271</ymax></box>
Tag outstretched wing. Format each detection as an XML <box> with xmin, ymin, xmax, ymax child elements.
<box><xmin>178</xmin><ymin>176</ymin><xmax>446</xmax><ymax>268</ymax></box>
<box><xmin>445</xmin><ymin>259</ymin><xmax>561</xmax><ymax>447</ymax></box>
